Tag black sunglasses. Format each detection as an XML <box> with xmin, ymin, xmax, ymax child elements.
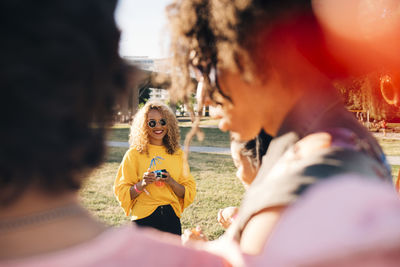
<box><xmin>148</xmin><ymin>119</ymin><xmax>166</xmax><ymax>128</ymax></box>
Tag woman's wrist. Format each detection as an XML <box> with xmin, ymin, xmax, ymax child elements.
<box><xmin>165</xmin><ymin>176</ymin><xmax>174</xmax><ymax>186</ymax></box>
<box><xmin>134</xmin><ymin>183</ymin><xmax>143</xmax><ymax>192</ymax></box>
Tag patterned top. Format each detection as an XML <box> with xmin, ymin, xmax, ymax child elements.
<box><xmin>232</xmin><ymin>87</ymin><xmax>392</xmax><ymax>241</ymax></box>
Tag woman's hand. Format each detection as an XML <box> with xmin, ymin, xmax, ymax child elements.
<box><xmin>160</xmin><ymin>170</ymin><xmax>173</xmax><ymax>185</ymax></box>
<box><xmin>217</xmin><ymin>206</ymin><xmax>239</xmax><ymax>229</ymax></box>
<box><xmin>140</xmin><ymin>168</ymin><xmax>156</xmax><ymax>189</ymax></box>
<box><xmin>181</xmin><ymin>226</ymin><xmax>208</xmax><ymax>245</ymax></box>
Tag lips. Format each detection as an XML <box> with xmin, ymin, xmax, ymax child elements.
<box><xmin>153</xmin><ymin>130</ymin><xmax>164</xmax><ymax>135</ymax></box>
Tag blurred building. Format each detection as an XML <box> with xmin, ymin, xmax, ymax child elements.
<box><xmin>115</xmin><ymin>56</ymin><xmax>171</xmax><ymax>123</ymax></box>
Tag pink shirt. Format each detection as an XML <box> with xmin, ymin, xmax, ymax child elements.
<box><xmin>249</xmin><ymin>175</ymin><xmax>400</xmax><ymax>266</ymax></box>
<box><xmin>0</xmin><ymin>225</ymin><xmax>226</xmax><ymax>267</ymax></box>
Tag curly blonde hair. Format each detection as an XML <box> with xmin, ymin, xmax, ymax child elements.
<box><xmin>129</xmin><ymin>100</ymin><xmax>180</xmax><ymax>155</ymax></box>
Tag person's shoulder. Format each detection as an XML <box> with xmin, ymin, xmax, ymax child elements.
<box><xmin>271</xmin><ymin>128</ymin><xmax>390</xmax><ymax>181</ymax></box>
<box><xmin>294</xmin><ymin>128</ymin><xmax>360</xmax><ymax>157</ymax></box>
<box><xmin>173</xmin><ymin>147</ymin><xmax>184</xmax><ymax>157</ymax></box>
<box><xmin>124</xmin><ymin>147</ymin><xmax>136</xmax><ymax>156</ymax></box>
<box><xmin>123</xmin><ymin>147</ymin><xmax>143</xmax><ymax>160</ymax></box>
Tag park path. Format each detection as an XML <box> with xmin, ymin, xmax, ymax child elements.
<box><xmin>106</xmin><ymin>141</ymin><xmax>231</xmax><ymax>155</ymax></box>
<box><xmin>106</xmin><ymin>141</ymin><xmax>400</xmax><ymax>165</ymax></box>
<box><xmin>372</xmin><ymin>132</ymin><xmax>400</xmax><ymax>140</ymax></box>
<box><xmin>372</xmin><ymin>133</ymin><xmax>400</xmax><ymax>165</ymax></box>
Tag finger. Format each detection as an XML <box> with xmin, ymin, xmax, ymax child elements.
<box><xmin>218</xmin><ymin>217</ymin><xmax>227</xmax><ymax>226</ymax></box>
<box><xmin>217</xmin><ymin>209</ymin><xmax>223</xmax><ymax>219</ymax></box>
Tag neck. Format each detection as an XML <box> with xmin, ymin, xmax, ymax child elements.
<box><xmin>259</xmin><ymin>39</ymin><xmax>334</xmax><ymax>136</ymax></box>
<box><xmin>0</xmin><ymin>190</ymin><xmax>78</xmax><ymax>219</ymax></box>
<box><xmin>0</xmin><ymin>190</ymin><xmax>105</xmax><ymax>260</ymax></box>
<box><xmin>149</xmin><ymin>140</ymin><xmax>163</xmax><ymax>146</ymax></box>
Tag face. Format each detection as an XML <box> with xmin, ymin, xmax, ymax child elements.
<box><xmin>212</xmin><ymin>70</ymin><xmax>266</xmax><ymax>141</ymax></box>
<box><xmin>147</xmin><ymin>109</ymin><xmax>167</xmax><ymax>146</ymax></box>
<box><xmin>230</xmin><ymin>141</ymin><xmax>258</xmax><ymax>187</ymax></box>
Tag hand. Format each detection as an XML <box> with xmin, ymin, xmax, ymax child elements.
<box><xmin>181</xmin><ymin>226</ymin><xmax>208</xmax><ymax>245</ymax></box>
<box><xmin>160</xmin><ymin>170</ymin><xmax>173</xmax><ymax>185</ymax></box>
<box><xmin>217</xmin><ymin>207</ymin><xmax>239</xmax><ymax>229</ymax></box>
<box><xmin>140</xmin><ymin>168</ymin><xmax>156</xmax><ymax>189</ymax></box>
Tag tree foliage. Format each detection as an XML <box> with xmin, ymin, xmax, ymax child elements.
<box><xmin>335</xmin><ymin>72</ymin><xmax>400</xmax><ymax>121</ymax></box>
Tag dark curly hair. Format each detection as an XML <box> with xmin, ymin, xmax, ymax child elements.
<box><xmin>0</xmin><ymin>0</ymin><xmax>128</xmax><ymax>205</ymax></box>
<box><xmin>167</xmin><ymin>0</ymin><xmax>322</xmax><ymax>151</ymax></box>
<box><xmin>167</xmin><ymin>0</ymin><xmax>314</xmax><ymax>105</ymax></box>
<box><xmin>231</xmin><ymin>130</ymin><xmax>273</xmax><ymax>170</ymax></box>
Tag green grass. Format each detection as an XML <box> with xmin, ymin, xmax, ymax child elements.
<box><xmin>82</xmin><ymin>131</ymin><xmax>400</xmax><ymax>240</ymax></box>
<box><xmin>106</xmin><ymin>128</ymin><xmax>130</xmax><ymax>143</ymax></box>
<box><xmin>181</xmin><ymin>152</ymin><xmax>244</xmax><ymax>240</ymax></box>
<box><xmin>179</xmin><ymin>127</ymin><xmax>230</xmax><ymax>147</ymax></box>
<box><xmin>80</xmin><ymin>162</ymin><xmax>129</xmax><ymax>226</ymax></box>
<box><xmin>107</xmin><ymin>126</ymin><xmax>230</xmax><ymax>148</ymax></box>
<box><xmin>391</xmin><ymin>165</ymin><xmax>399</xmax><ymax>183</ymax></box>
<box><xmin>177</xmin><ymin>116</ymin><xmax>220</xmax><ymax>127</ymax></box>
<box><xmin>377</xmin><ymin>138</ymin><xmax>400</xmax><ymax>156</ymax></box>
<box><xmin>106</xmin><ymin>147</ymin><xmax>129</xmax><ymax>163</ymax></box>
<box><xmin>80</xmin><ymin>150</ymin><xmax>243</xmax><ymax>240</ymax></box>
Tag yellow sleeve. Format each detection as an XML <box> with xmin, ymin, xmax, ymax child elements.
<box><xmin>178</xmin><ymin>154</ymin><xmax>196</xmax><ymax>211</ymax></box>
<box><xmin>113</xmin><ymin>149</ymin><xmax>139</xmax><ymax>216</ymax></box>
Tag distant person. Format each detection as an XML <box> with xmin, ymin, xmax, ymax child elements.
<box><xmin>114</xmin><ymin>100</ymin><xmax>196</xmax><ymax>235</ymax></box>
<box><xmin>182</xmin><ymin>130</ymin><xmax>272</xmax><ymax>243</ymax></box>
<box><xmin>0</xmin><ymin>1</ymin><xmax>227</xmax><ymax>266</ymax></box>
<box><xmin>381</xmin><ymin>119</ymin><xmax>387</xmax><ymax>136</ymax></box>
<box><xmin>218</xmin><ymin>130</ymin><xmax>272</xmax><ymax>229</ymax></box>
<box><xmin>168</xmin><ymin>0</ymin><xmax>392</xmax><ymax>255</ymax></box>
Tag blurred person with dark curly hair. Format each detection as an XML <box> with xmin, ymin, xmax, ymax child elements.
<box><xmin>0</xmin><ymin>1</ymin><xmax>227</xmax><ymax>266</ymax></box>
<box><xmin>167</xmin><ymin>0</ymin><xmax>393</xmax><ymax>255</ymax></box>
<box><xmin>114</xmin><ymin>100</ymin><xmax>196</xmax><ymax>235</ymax></box>
<box><xmin>217</xmin><ymin>130</ymin><xmax>272</xmax><ymax>229</ymax></box>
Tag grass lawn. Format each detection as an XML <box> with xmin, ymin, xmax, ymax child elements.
<box><xmin>81</xmin><ymin>146</ymin><xmax>400</xmax><ymax>241</ymax></box>
<box><xmin>107</xmin><ymin>126</ymin><xmax>230</xmax><ymax>148</ymax></box>
<box><xmin>80</xmin><ymin>149</ymin><xmax>243</xmax><ymax>240</ymax></box>
<box><xmin>391</xmin><ymin>165</ymin><xmax>399</xmax><ymax>182</ymax></box>
<box><xmin>377</xmin><ymin>138</ymin><xmax>400</xmax><ymax>156</ymax></box>
<box><xmin>82</xmin><ymin>125</ymin><xmax>400</xmax><ymax>240</ymax></box>
<box><xmin>177</xmin><ymin>116</ymin><xmax>220</xmax><ymax>127</ymax></box>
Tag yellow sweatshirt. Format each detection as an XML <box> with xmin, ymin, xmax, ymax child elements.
<box><xmin>114</xmin><ymin>144</ymin><xmax>196</xmax><ymax>220</ymax></box>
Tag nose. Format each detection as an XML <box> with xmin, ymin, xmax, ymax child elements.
<box><xmin>209</xmin><ymin>105</ymin><xmax>224</xmax><ymax>119</ymax></box>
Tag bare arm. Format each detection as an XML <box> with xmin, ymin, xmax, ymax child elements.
<box><xmin>129</xmin><ymin>169</ymin><xmax>156</xmax><ymax>200</ymax></box>
<box><xmin>239</xmin><ymin>205</ymin><xmax>286</xmax><ymax>255</ymax></box>
<box><xmin>165</xmin><ymin>174</ymin><xmax>185</xmax><ymax>198</ymax></box>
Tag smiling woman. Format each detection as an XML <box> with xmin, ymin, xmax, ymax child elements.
<box><xmin>114</xmin><ymin>100</ymin><xmax>196</xmax><ymax>235</ymax></box>
<box><xmin>147</xmin><ymin>111</ymin><xmax>168</xmax><ymax>146</ymax></box>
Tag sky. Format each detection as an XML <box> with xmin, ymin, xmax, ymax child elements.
<box><xmin>115</xmin><ymin>0</ymin><xmax>171</xmax><ymax>59</ymax></box>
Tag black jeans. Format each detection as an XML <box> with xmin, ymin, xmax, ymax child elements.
<box><xmin>133</xmin><ymin>205</ymin><xmax>182</xmax><ymax>235</ymax></box>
